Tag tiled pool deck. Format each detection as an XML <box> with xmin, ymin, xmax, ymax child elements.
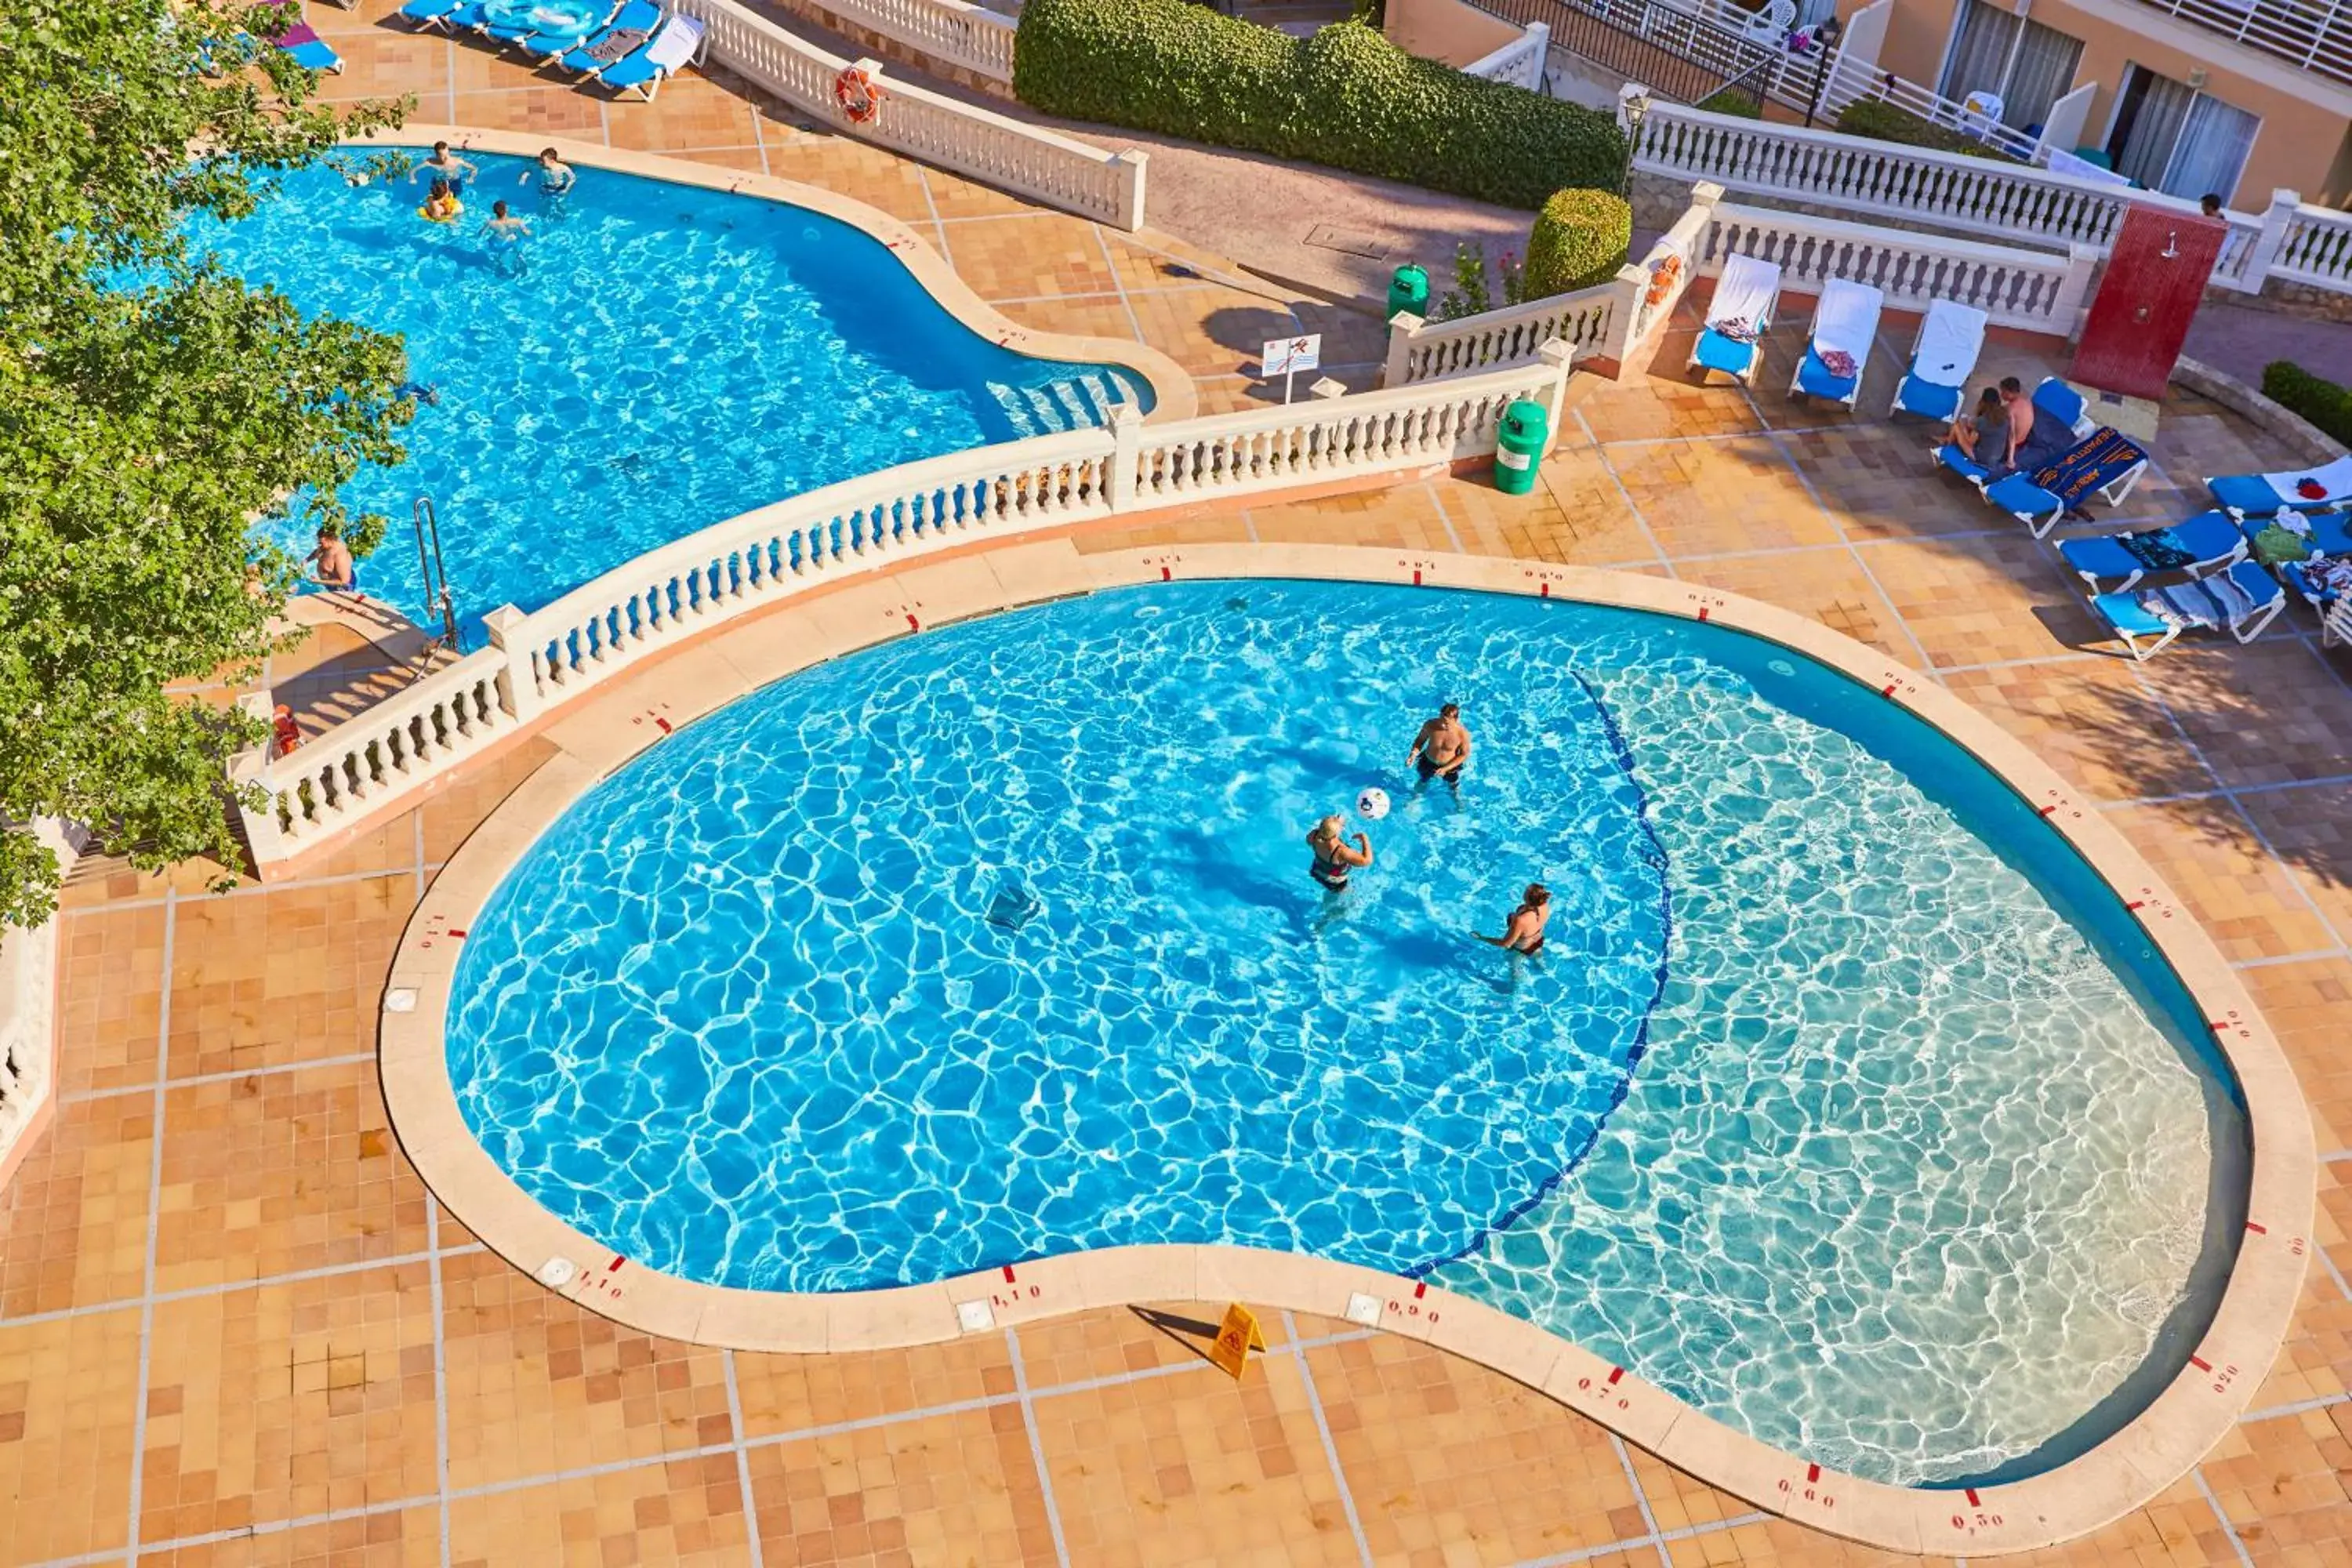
<box><xmin>5</xmin><ymin>16</ymin><xmax>2352</xmax><ymax>1566</ymax></box>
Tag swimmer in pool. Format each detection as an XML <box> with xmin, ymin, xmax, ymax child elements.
<box><xmin>1479</xmin><ymin>884</ymin><xmax>1550</xmax><ymax>955</ymax></box>
<box><xmin>1305</xmin><ymin>815</ymin><xmax>1371</xmax><ymax>893</ymax></box>
<box><xmin>524</xmin><ymin>147</ymin><xmax>577</xmax><ymax>198</ymax></box>
<box><xmin>1407</xmin><ymin>701</ymin><xmax>1471</xmax><ymax>788</ymax></box>
<box><xmin>414</xmin><ymin>140</ymin><xmax>477</xmax><ymax>195</ymax></box>
<box><xmin>419</xmin><ymin>177</ymin><xmax>463</xmax><ymax>223</ymax></box>
<box><xmin>485</xmin><ymin>200</ymin><xmax>530</xmax><ymax>239</ymax></box>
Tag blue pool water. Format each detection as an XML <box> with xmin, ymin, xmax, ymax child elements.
<box><xmin>194</xmin><ymin>151</ymin><xmax>1145</xmax><ymax>629</ymax></box>
<box><xmin>448</xmin><ymin>583</ymin><xmax>2249</xmax><ymax>1486</ymax></box>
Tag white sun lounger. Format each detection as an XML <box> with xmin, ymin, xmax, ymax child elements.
<box><xmin>1889</xmin><ymin>300</ymin><xmax>1987</xmax><ymax>423</ymax></box>
<box><xmin>1688</xmin><ymin>253</ymin><xmax>1780</xmax><ymax>387</ymax></box>
<box><xmin>1789</xmin><ymin>279</ymin><xmax>1882</xmax><ymax>410</ymax></box>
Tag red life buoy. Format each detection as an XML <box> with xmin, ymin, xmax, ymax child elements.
<box><xmin>272</xmin><ymin>704</ymin><xmax>303</xmax><ymax>757</ymax></box>
<box><xmin>834</xmin><ymin>65</ymin><xmax>883</xmax><ymax>125</ymax></box>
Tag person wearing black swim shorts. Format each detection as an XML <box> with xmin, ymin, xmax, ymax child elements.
<box><xmin>1305</xmin><ymin>814</ymin><xmax>1372</xmax><ymax>892</ymax></box>
<box><xmin>1479</xmin><ymin>884</ymin><xmax>1550</xmax><ymax>955</ymax></box>
<box><xmin>1407</xmin><ymin>702</ymin><xmax>1471</xmax><ymax>788</ymax></box>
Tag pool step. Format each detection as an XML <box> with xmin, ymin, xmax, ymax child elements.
<box><xmin>985</xmin><ymin>369</ymin><xmax>1137</xmax><ymax>437</ymax></box>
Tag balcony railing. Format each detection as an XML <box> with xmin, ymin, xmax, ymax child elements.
<box><xmin>2126</xmin><ymin>0</ymin><xmax>2352</xmax><ymax>90</ymax></box>
<box><xmin>1474</xmin><ymin>0</ymin><xmax>1814</xmax><ymax>103</ymax></box>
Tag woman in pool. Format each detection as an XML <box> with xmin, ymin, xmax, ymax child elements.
<box><xmin>419</xmin><ymin>177</ymin><xmax>463</xmax><ymax>224</ymax></box>
<box><xmin>1479</xmin><ymin>884</ymin><xmax>1551</xmax><ymax>955</ymax></box>
<box><xmin>1305</xmin><ymin>814</ymin><xmax>1372</xmax><ymax>893</ymax></box>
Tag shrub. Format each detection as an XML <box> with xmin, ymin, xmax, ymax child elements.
<box><xmin>1523</xmin><ymin>188</ymin><xmax>1632</xmax><ymax>296</ymax></box>
<box><xmin>1695</xmin><ymin>86</ymin><xmax>1763</xmax><ymax>118</ymax></box>
<box><xmin>1834</xmin><ymin>98</ymin><xmax>2015</xmax><ymax>162</ymax></box>
<box><xmin>2262</xmin><ymin>361</ymin><xmax>2352</xmax><ymax>446</ymax></box>
<box><xmin>1433</xmin><ymin>241</ymin><xmax>1530</xmax><ymax>320</ymax></box>
<box><xmin>1012</xmin><ymin>0</ymin><xmax>1624</xmax><ymax>209</ymax></box>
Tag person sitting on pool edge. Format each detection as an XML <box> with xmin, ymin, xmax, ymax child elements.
<box><xmin>414</xmin><ymin>140</ymin><xmax>477</xmax><ymax>196</ymax></box>
<box><xmin>1407</xmin><ymin>701</ymin><xmax>1471</xmax><ymax>788</ymax></box>
<box><xmin>1305</xmin><ymin>814</ymin><xmax>1371</xmax><ymax>893</ymax></box>
<box><xmin>1479</xmin><ymin>884</ymin><xmax>1550</xmax><ymax>955</ymax></box>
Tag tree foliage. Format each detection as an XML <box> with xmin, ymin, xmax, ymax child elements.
<box><xmin>0</xmin><ymin>0</ymin><xmax>412</xmax><ymax>927</ymax></box>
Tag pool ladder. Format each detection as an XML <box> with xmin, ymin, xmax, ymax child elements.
<box><xmin>412</xmin><ymin>495</ymin><xmax>463</xmax><ymax>654</ymax></box>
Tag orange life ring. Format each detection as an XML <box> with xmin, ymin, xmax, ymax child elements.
<box><xmin>1645</xmin><ymin>254</ymin><xmax>1682</xmax><ymax>310</ymax></box>
<box><xmin>834</xmin><ymin>65</ymin><xmax>882</xmax><ymax>125</ymax></box>
<box><xmin>271</xmin><ymin>704</ymin><xmax>303</xmax><ymax>757</ymax></box>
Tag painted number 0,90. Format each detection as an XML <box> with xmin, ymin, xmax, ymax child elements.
<box><xmin>1385</xmin><ymin>1299</ymin><xmax>1439</xmax><ymax>1325</ymax></box>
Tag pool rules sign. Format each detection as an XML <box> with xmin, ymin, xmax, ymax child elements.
<box><xmin>1208</xmin><ymin>1302</ymin><xmax>1269</xmax><ymax>1381</ymax></box>
<box><xmin>1261</xmin><ymin>333</ymin><xmax>1322</xmax><ymax>405</ymax></box>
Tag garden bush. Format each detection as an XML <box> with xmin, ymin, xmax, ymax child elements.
<box><xmin>1523</xmin><ymin>188</ymin><xmax>1632</xmax><ymax>296</ymax></box>
<box><xmin>1012</xmin><ymin>0</ymin><xmax>1624</xmax><ymax>209</ymax></box>
<box><xmin>1694</xmin><ymin>86</ymin><xmax>1764</xmax><ymax>118</ymax></box>
<box><xmin>1833</xmin><ymin>98</ymin><xmax>2013</xmax><ymax>162</ymax></box>
<box><xmin>2263</xmin><ymin>361</ymin><xmax>2352</xmax><ymax>446</ymax></box>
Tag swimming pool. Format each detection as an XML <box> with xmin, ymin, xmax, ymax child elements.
<box><xmin>194</xmin><ymin>149</ymin><xmax>1151</xmax><ymax>630</ymax></box>
<box><xmin>444</xmin><ymin>580</ymin><xmax>2248</xmax><ymax>1489</ymax></box>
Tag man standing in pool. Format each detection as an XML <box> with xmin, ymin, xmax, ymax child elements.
<box><xmin>1406</xmin><ymin>702</ymin><xmax>1472</xmax><ymax>789</ymax></box>
<box><xmin>1478</xmin><ymin>884</ymin><xmax>1550</xmax><ymax>955</ymax></box>
<box><xmin>413</xmin><ymin>141</ymin><xmax>477</xmax><ymax>196</ymax></box>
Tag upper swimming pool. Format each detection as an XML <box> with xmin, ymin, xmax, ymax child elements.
<box><xmin>194</xmin><ymin>149</ymin><xmax>1149</xmax><ymax>630</ymax></box>
<box><xmin>445</xmin><ymin>581</ymin><xmax>2247</xmax><ymax>1489</ymax></box>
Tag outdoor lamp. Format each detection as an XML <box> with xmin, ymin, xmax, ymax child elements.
<box><xmin>1619</xmin><ymin>89</ymin><xmax>1652</xmax><ymax>194</ymax></box>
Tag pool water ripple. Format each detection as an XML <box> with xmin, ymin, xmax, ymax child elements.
<box><xmin>447</xmin><ymin>581</ymin><xmax>2246</xmax><ymax>1488</ymax></box>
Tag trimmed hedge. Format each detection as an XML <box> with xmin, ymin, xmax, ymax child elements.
<box><xmin>1525</xmin><ymin>189</ymin><xmax>1631</xmax><ymax>296</ymax></box>
<box><xmin>1012</xmin><ymin>0</ymin><xmax>1624</xmax><ymax>210</ymax></box>
<box><xmin>1833</xmin><ymin>99</ymin><xmax>2013</xmax><ymax>162</ymax></box>
<box><xmin>2263</xmin><ymin>361</ymin><xmax>2352</xmax><ymax>446</ymax></box>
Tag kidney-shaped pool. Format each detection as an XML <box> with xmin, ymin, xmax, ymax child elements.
<box><xmin>446</xmin><ymin>580</ymin><xmax>2248</xmax><ymax>1489</ymax></box>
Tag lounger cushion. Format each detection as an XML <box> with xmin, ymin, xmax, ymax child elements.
<box><xmin>1935</xmin><ymin>444</ymin><xmax>1991</xmax><ymax>484</ymax></box>
<box><xmin>1693</xmin><ymin>328</ymin><xmax>1756</xmax><ymax>377</ymax></box>
<box><xmin>281</xmin><ymin>36</ymin><xmax>340</xmax><ymax>67</ymax></box>
<box><xmin>1984</xmin><ymin>472</ymin><xmax>2061</xmax><ymax>519</ymax></box>
<box><xmin>1895</xmin><ymin>374</ymin><xmax>1963</xmax><ymax>423</ymax></box>
<box><xmin>1795</xmin><ymin>345</ymin><xmax>1857</xmax><ymax>401</ymax></box>
<box><xmin>2033</xmin><ymin>377</ymin><xmax>2088</xmax><ymax>431</ymax></box>
<box><xmin>2209</xmin><ymin>474</ymin><xmax>2279</xmax><ymax>517</ymax></box>
<box><xmin>2092</xmin><ymin>590</ymin><xmax>2169</xmax><ymax>637</ymax></box>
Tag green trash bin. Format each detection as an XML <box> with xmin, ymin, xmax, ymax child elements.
<box><xmin>1386</xmin><ymin>263</ymin><xmax>1429</xmax><ymax>321</ymax></box>
<box><xmin>1494</xmin><ymin>398</ymin><xmax>1547</xmax><ymax>495</ymax></box>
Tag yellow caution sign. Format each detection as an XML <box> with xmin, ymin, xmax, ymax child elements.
<box><xmin>1207</xmin><ymin>1302</ymin><xmax>1268</xmax><ymax>1382</ymax></box>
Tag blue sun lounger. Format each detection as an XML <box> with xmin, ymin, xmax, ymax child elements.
<box><xmin>2205</xmin><ymin>454</ymin><xmax>2352</xmax><ymax>520</ymax></box>
<box><xmin>1889</xmin><ymin>300</ymin><xmax>1986</xmax><ymax>423</ymax></box>
<box><xmin>1931</xmin><ymin>443</ymin><xmax>2069</xmax><ymax>537</ymax></box>
<box><xmin>591</xmin><ymin>13</ymin><xmax>703</xmax><ymax>97</ymax></box>
<box><xmin>256</xmin><ymin>0</ymin><xmax>342</xmax><ymax>69</ymax></box>
<box><xmin>1788</xmin><ymin>279</ymin><xmax>1882</xmax><ymax>410</ymax></box>
<box><xmin>553</xmin><ymin>0</ymin><xmax>662</xmax><ymax>72</ymax></box>
<box><xmin>398</xmin><ymin>0</ymin><xmax>474</xmax><ymax>29</ymax></box>
<box><xmin>2089</xmin><ymin>560</ymin><xmax>2285</xmax><ymax>659</ymax></box>
<box><xmin>2235</xmin><ymin>509</ymin><xmax>2352</xmax><ymax>619</ymax></box>
<box><xmin>2056</xmin><ymin>511</ymin><xmax>2247</xmax><ymax>591</ymax></box>
<box><xmin>1688</xmin><ymin>253</ymin><xmax>1779</xmax><ymax>387</ymax></box>
<box><xmin>514</xmin><ymin>0</ymin><xmax>623</xmax><ymax>58</ymax></box>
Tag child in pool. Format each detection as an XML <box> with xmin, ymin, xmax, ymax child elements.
<box><xmin>419</xmin><ymin>177</ymin><xmax>463</xmax><ymax>223</ymax></box>
<box><xmin>484</xmin><ymin>199</ymin><xmax>531</xmax><ymax>240</ymax></box>
<box><xmin>524</xmin><ymin>147</ymin><xmax>577</xmax><ymax>201</ymax></box>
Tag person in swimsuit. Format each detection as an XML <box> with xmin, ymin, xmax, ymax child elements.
<box><xmin>414</xmin><ymin>141</ymin><xmax>477</xmax><ymax>196</ymax></box>
<box><xmin>419</xmin><ymin>177</ymin><xmax>463</xmax><ymax>223</ymax></box>
<box><xmin>303</xmin><ymin>524</ymin><xmax>357</xmax><ymax>593</ymax></box>
<box><xmin>1479</xmin><ymin>884</ymin><xmax>1550</xmax><ymax>955</ymax></box>
<box><xmin>525</xmin><ymin>147</ymin><xmax>577</xmax><ymax>199</ymax></box>
<box><xmin>1407</xmin><ymin>702</ymin><xmax>1471</xmax><ymax>788</ymax></box>
<box><xmin>1305</xmin><ymin>815</ymin><xmax>1371</xmax><ymax>893</ymax></box>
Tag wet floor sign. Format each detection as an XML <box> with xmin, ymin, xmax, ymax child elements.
<box><xmin>1208</xmin><ymin>1303</ymin><xmax>1268</xmax><ymax>1382</ymax></box>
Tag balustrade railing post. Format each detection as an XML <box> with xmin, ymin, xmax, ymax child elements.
<box><xmin>1383</xmin><ymin>310</ymin><xmax>1426</xmax><ymax>389</ymax></box>
<box><xmin>1534</xmin><ymin>341</ymin><xmax>1577</xmax><ymax>455</ymax></box>
<box><xmin>2245</xmin><ymin>188</ymin><xmax>2302</xmax><ymax>292</ymax></box>
<box><xmin>227</xmin><ymin>691</ymin><xmax>291</xmax><ymax>867</ymax></box>
<box><xmin>483</xmin><ymin>604</ymin><xmax>544</xmax><ymax>722</ymax></box>
<box><xmin>1103</xmin><ymin>403</ymin><xmax>1142</xmax><ymax>513</ymax></box>
<box><xmin>2055</xmin><ymin>242</ymin><xmax>2098</xmax><ymax>334</ymax></box>
<box><xmin>1112</xmin><ymin>149</ymin><xmax>1148</xmax><ymax>234</ymax></box>
<box><xmin>1599</xmin><ymin>264</ymin><xmax>1650</xmax><ymax>368</ymax></box>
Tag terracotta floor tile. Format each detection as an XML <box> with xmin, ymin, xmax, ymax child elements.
<box><xmin>448</xmin><ymin>1455</ymin><xmax>753</xmax><ymax>1565</ymax></box>
<box><xmin>1940</xmin><ymin>657</ymin><xmax>2223</xmax><ymax>803</ymax></box>
<box><xmin>0</xmin><ymin>1091</ymin><xmax>157</xmax><ymax>1318</ymax></box>
<box><xmin>748</xmin><ymin>1403</ymin><xmax>1057</xmax><ymax>1566</ymax></box>
<box><xmin>0</xmin><ymin>1307</ymin><xmax>143</xmax><ymax>1564</ymax></box>
<box><xmin>1608</xmin><ymin>437</ymin><xmax>1843</xmax><ymax>557</ymax></box>
<box><xmin>1674</xmin><ymin>546</ymin><xmax>1914</xmax><ymax>662</ymax></box>
<box><xmin>2130</xmin><ymin>641</ymin><xmax>2352</xmax><ymax>792</ymax></box>
<box><xmin>165</xmin><ymin>877</ymin><xmax>409</xmax><ymax>1080</ymax></box>
<box><xmin>1857</xmin><ymin>532</ymin><xmax>2103</xmax><ymax>670</ymax></box>
<box><xmin>2105</xmin><ymin>796</ymin><xmax>2338</xmax><ymax>963</ymax></box>
<box><xmin>135</xmin><ymin>1504</ymin><xmax>441</xmax><ymax>1566</ymax></box>
<box><xmin>53</xmin><ymin>904</ymin><xmax>168</xmax><ymax>1096</ymax></box>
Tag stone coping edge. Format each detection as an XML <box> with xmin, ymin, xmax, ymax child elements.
<box><xmin>379</xmin><ymin>539</ymin><xmax>2314</xmax><ymax>1559</ymax></box>
<box><xmin>354</xmin><ymin>126</ymin><xmax>1197</xmax><ymax>424</ymax></box>
<box><xmin>2174</xmin><ymin>357</ymin><xmax>2348</xmax><ymax>469</ymax></box>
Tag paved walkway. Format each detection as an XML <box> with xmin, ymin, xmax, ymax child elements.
<box><xmin>6</xmin><ymin>14</ymin><xmax>2352</xmax><ymax>1568</ymax></box>
<box><xmin>2184</xmin><ymin>299</ymin><xmax>2352</xmax><ymax>391</ymax></box>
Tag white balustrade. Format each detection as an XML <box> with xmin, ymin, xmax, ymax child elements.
<box><xmin>0</xmin><ymin>822</ymin><xmax>82</xmax><ymax>1193</ymax></box>
<box><xmin>668</xmin><ymin>0</ymin><xmax>1145</xmax><ymax>230</ymax></box>
<box><xmin>1698</xmin><ymin>201</ymin><xmax>2097</xmax><ymax>332</ymax></box>
<box><xmin>1463</xmin><ymin>20</ymin><xmax>1549</xmax><ymax>89</ymax></box>
<box><xmin>236</xmin><ymin>354</ymin><xmax>1579</xmax><ymax>863</ymax></box>
<box><xmin>1385</xmin><ymin>280</ymin><xmax>1631</xmax><ymax>384</ymax></box>
<box><xmin>804</xmin><ymin>0</ymin><xmax>1017</xmax><ymax>81</ymax></box>
<box><xmin>2270</xmin><ymin>194</ymin><xmax>2352</xmax><ymax>292</ymax></box>
<box><xmin>2125</xmin><ymin>0</ymin><xmax>2352</xmax><ymax>90</ymax></box>
<box><xmin>1633</xmin><ymin>100</ymin><xmax>2278</xmax><ymax>293</ymax></box>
